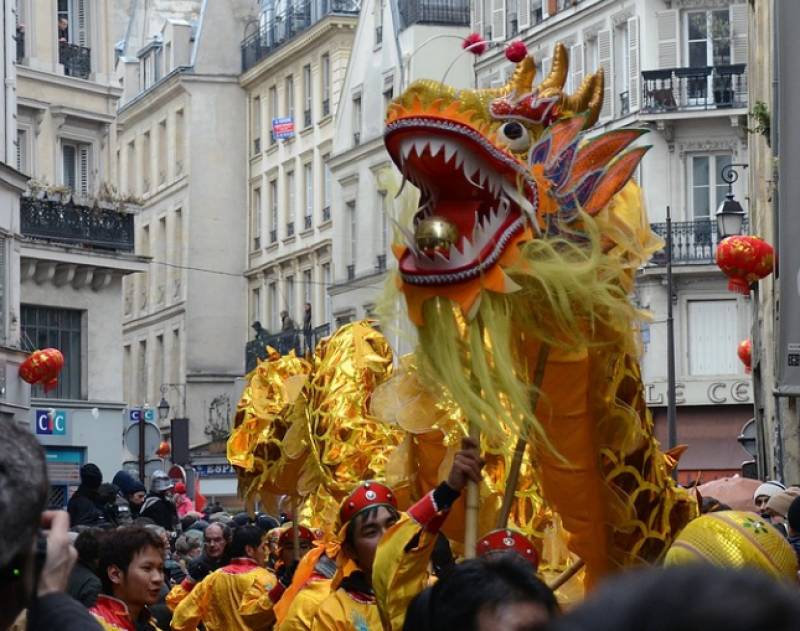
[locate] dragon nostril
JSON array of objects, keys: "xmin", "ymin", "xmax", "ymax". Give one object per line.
[{"xmin": 503, "ymin": 122, "xmax": 524, "ymax": 139}]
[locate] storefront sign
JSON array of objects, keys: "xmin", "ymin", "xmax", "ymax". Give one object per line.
[
  {"xmin": 646, "ymin": 379, "xmax": 752, "ymax": 406},
  {"xmin": 194, "ymin": 463, "xmax": 235, "ymax": 477},
  {"xmin": 36, "ymin": 409, "xmax": 67, "ymax": 435}
]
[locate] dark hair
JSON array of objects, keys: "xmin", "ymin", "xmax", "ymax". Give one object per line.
[
  {"xmin": 344, "ymin": 505, "xmax": 400, "ymax": 548},
  {"xmin": 97, "ymin": 526, "xmax": 164, "ymax": 594},
  {"xmin": 181, "ymin": 514, "xmax": 199, "ymax": 531},
  {"xmin": 405, "ymin": 555, "xmax": 558, "ymax": 631},
  {"xmin": 0, "ymin": 420, "xmax": 48, "ymax": 573},
  {"xmin": 551, "ymin": 565, "xmax": 800, "ymax": 631},
  {"xmin": 74, "ymin": 528, "xmax": 102, "ymax": 565},
  {"xmin": 229, "ymin": 525, "xmax": 264, "ymax": 558}
]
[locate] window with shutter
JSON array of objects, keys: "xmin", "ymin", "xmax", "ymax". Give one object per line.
[
  {"xmin": 78, "ymin": 144, "xmax": 89, "ymax": 195},
  {"xmin": 491, "ymin": 0, "xmax": 505, "ymax": 42},
  {"xmin": 473, "ymin": 0, "xmax": 483, "ymax": 41},
  {"xmin": 730, "ymin": 4, "xmax": 748, "ymax": 64},
  {"xmin": 75, "ymin": 0, "xmax": 88, "ymax": 47},
  {"xmin": 0, "ymin": 237, "xmax": 6, "ymax": 344},
  {"xmin": 62, "ymin": 143, "xmax": 76, "ymax": 190},
  {"xmin": 597, "ymin": 29, "xmax": 613, "ymax": 120},
  {"xmin": 687, "ymin": 299, "xmax": 739, "ymax": 376},
  {"xmin": 570, "ymin": 43, "xmax": 583, "ymax": 96},
  {"xmin": 627, "ymin": 16, "xmax": 640, "ymax": 113},
  {"xmin": 656, "ymin": 10, "xmax": 679, "ymax": 69}
]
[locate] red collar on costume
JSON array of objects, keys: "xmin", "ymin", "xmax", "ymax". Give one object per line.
[
  {"xmin": 90, "ymin": 594, "xmax": 139, "ymax": 631},
  {"xmin": 222, "ymin": 557, "xmax": 261, "ymax": 574},
  {"xmin": 341, "ymin": 571, "xmax": 376, "ymax": 604}
]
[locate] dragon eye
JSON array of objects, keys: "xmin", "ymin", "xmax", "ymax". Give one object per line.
[{"xmin": 498, "ymin": 122, "xmax": 531, "ymax": 152}]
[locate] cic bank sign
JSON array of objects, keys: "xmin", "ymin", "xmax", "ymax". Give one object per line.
[{"xmin": 645, "ymin": 379, "xmax": 752, "ymax": 406}]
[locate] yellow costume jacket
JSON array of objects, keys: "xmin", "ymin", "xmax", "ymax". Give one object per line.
[
  {"xmin": 277, "ymin": 575, "xmax": 333, "ymax": 631},
  {"xmin": 165, "ymin": 579, "xmax": 193, "ymax": 611},
  {"xmin": 171, "ymin": 558, "xmax": 277, "ymax": 631},
  {"xmin": 89, "ymin": 594, "xmax": 163, "ymax": 631},
  {"xmin": 310, "ymin": 580, "xmax": 383, "ymax": 631}
]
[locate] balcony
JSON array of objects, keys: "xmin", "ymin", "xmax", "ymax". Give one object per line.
[
  {"xmin": 242, "ymin": 0, "xmax": 360, "ymax": 72},
  {"xmin": 21, "ymin": 197, "xmax": 135, "ymax": 252},
  {"xmin": 15, "ymin": 28, "xmax": 24, "ymax": 63},
  {"xmin": 376, "ymin": 254, "xmax": 387, "ymax": 272},
  {"xmin": 619, "ymin": 90, "xmax": 630, "ymax": 116},
  {"xmin": 269, "ymin": 228, "xmax": 278, "ymax": 243},
  {"xmin": 245, "ymin": 322, "xmax": 332, "ymax": 371},
  {"xmin": 304, "ymin": 109, "xmax": 312, "ymax": 128},
  {"xmin": 286, "ymin": 221, "xmax": 295, "ymax": 237},
  {"xmin": 376, "ymin": 25, "xmax": 383, "ymax": 45},
  {"xmin": 322, "ymin": 206, "xmax": 331, "ymax": 222},
  {"xmin": 253, "ymin": 137, "xmax": 261, "ymax": 154},
  {"xmin": 346, "ymin": 264, "xmax": 355, "ymax": 280},
  {"xmin": 59, "ymin": 42, "xmax": 91, "ymax": 79},
  {"xmin": 322, "ymin": 98, "xmax": 330, "ymax": 117},
  {"xmin": 399, "ymin": 0, "xmax": 470, "ymax": 28},
  {"xmin": 304, "ymin": 214, "xmax": 313, "ymax": 230},
  {"xmin": 641, "ymin": 64, "xmax": 747, "ymax": 114},
  {"xmin": 649, "ymin": 218, "xmax": 748, "ymax": 266}
]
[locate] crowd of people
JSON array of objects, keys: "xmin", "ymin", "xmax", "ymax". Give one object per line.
[{"xmin": 3, "ymin": 419, "xmax": 800, "ymax": 631}]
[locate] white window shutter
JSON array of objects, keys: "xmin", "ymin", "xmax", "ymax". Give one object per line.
[
  {"xmin": 598, "ymin": 28, "xmax": 613, "ymax": 120},
  {"xmin": 627, "ymin": 16, "xmax": 640, "ymax": 112},
  {"xmin": 541, "ymin": 56, "xmax": 551, "ymax": 86},
  {"xmin": 656, "ymin": 10, "xmax": 678, "ymax": 69},
  {"xmin": 730, "ymin": 3, "xmax": 749, "ymax": 65},
  {"xmin": 473, "ymin": 0, "xmax": 483, "ymax": 39},
  {"xmin": 492, "ymin": 0, "xmax": 506, "ymax": 42},
  {"xmin": 79, "ymin": 145, "xmax": 90, "ymax": 195},
  {"xmin": 76, "ymin": 0, "xmax": 89, "ymax": 47},
  {"xmin": 570, "ymin": 43, "xmax": 583, "ymax": 96},
  {"xmin": 518, "ymin": 0, "xmax": 530, "ymax": 30}
]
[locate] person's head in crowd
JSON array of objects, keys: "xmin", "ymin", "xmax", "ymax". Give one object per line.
[
  {"xmin": 208, "ymin": 511, "xmax": 233, "ymax": 525},
  {"xmin": 477, "ymin": 529, "xmax": 540, "ymax": 570},
  {"xmin": 404, "ymin": 555, "xmax": 558, "ymax": 631},
  {"xmin": 113, "ymin": 470, "xmax": 146, "ymax": 509},
  {"xmin": 80, "ymin": 463, "xmax": 103, "ymax": 492},
  {"xmin": 764, "ymin": 487, "xmax": 800, "ymax": 525},
  {"xmin": 175, "ymin": 534, "xmax": 202, "ymax": 562},
  {"xmin": 0, "ymin": 421, "xmax": 50, "ymax": 629},
  {"xmin": 754, "ymin": 480, "xmax": 785, "ymax": 512},
  {"xmin": 341, "ymin": 481, "xmax": 400, "ymax": 581},
  {"xmin": 664, "ymin": 510, "xmax": 798, "ymax": 580},
  {"xmin": 550, "ymin": 565, "xmax": 800, "ymax": 631},
  {"xmin": 700, "ymin": 496, "xmax": 731, "ymax": 514},
  {"xmin": 255, "ymin": 513, "xmax": 279, "ymax": 534},
  {"xmin": 203, "ymin": 522, "xmax": 229, "ymax": 561},
  {"xmin": 229, "ymin": 525, "xmax": 268, "ymax": 565},
  {"xmin": 143, "ymin": 524, "xmax": 169, "ymax": 558},
  {"xmin": 205, "ymin": 501, "xmax": 224, "ymax": 516},
  {"xmin": 174, "ymin": 482, "xmax": 187, "ymax": 495},
  {"xmin": 787, "ymin": 496, "xmax": 800, "ymax": 538},
  {"xmin": 149, "ymin": 470, "xmax": 174, "ymax": 498},
  {"xmin": 181, "ymin": 513, "xmax": 199, "ymax": 532},
  {"xmin": 233, "ymin": 511, "xmax": 251, "ymax": 528},
  {"xmin": 188, "ymin": 518, "xmax": 209, "ymax": 533},
  {"xmin": 74, "ymin": 528, "xmax": 102, "ymax": 571},
  {"xmin": 97, "ymin": 526, "xmax": 164, "ymax": 620},
  {"xmin": 277, "ymin": 525, "xmax": 315, "ymax": 566}
]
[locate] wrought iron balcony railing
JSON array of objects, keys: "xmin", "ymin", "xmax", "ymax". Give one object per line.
[
  {"xmin": 399, "ymin": 0, "xmax": 470, "ymax": 28},
  {"xmin": 242, "ymin": 0, "xmax": 360, "ymax": 72},
  {"xmin": 269, "ymin": 228, "xmax": 278, "ymax": 243},
  {"xmin": 376, "ymin": 254, "xmax": 387, "ymax": 272},
  {"xmin": 649, "ymin": 218, "xmax": 748, "ymax": 266},
  {"xmin": 619, "ymin": 90, "xmax": 630, "ymax": 116},
  {"xmin": 641, "ymin": 64, "xmax": 747, "ymax": 113},
  {"xmin": 322, "ymin": 98, "xmax": 330, "ymax": 117},
  {"xmin": 304, "ymin": 109, "xmax": 312, "ymax": 128},
  {"xmin": 322, "ymin": 206, "xmax": 331, "ymax": 222},
  {"xmin": 286, "ymin": 221, "xmax": 295, "ymax": 237},
  {"xmin": 21, "ymin": 197, "xmax": 135, "ymax": 252},
  {"xmin": 304, "ymin": 214, "xmax": 312, "ymax": 230},
  {"xmin": 15, "ymin": 28, "xmax": 24, "ymax": 63},
  {"xmin": 59, "ymin": 42, "xmax": 91, "ymax": 79},
  {"xmin": 245, "ymin": 322, "xmax": 332, "ymax": 371},
  {"xmin": 346, "ymin": 264, "xmax": 355, "ymax": 280}
]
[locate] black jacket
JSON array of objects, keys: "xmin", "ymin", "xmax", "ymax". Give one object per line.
[
  {"xmin": 140, "ymin": 494, "xmax": 178, "ymax": 531},
  {"xmin": 66, "ymin": 486, "xmax": 104, "ymax": 527},
  {"xmin": 66, "ymin": 560, "xmax": 102, "ymax": 608},
  {"xmin": 27, "ymin": 592, "xmax": 103, "ymax": 630}
]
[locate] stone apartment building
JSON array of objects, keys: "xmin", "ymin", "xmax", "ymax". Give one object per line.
[
  {"xmin": 472, "ymin": 0, "xmax": 753, "ymax": 481},
  {"xmin": 13, "ymin": 0, "xmax": 147, "ymax": 501}
]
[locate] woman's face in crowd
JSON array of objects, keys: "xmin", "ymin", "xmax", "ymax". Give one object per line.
[{"xmin": 111, "ymin": 545, "xmax": 164, "ymax": 608}]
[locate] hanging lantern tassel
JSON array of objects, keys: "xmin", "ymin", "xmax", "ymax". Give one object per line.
[
  {"xmin": 19, "ymin": 348, "xmax": 65, "ymax": 391},
  {"xmin": 715, "ymin": 235, "xmax": 774, "ymax": 295},
  {"xmin": 738, "ymin": 339, "xmax": 752, "ymax": 374}
]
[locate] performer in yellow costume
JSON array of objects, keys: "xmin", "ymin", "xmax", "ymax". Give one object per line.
[{"xmin": 171, "ymin": 525, "xmax": 277, "ymax": 631}]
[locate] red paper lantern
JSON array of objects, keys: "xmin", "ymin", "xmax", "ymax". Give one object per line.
[
  {"xmin": 505, "ymin": 40, "xmax": 528, "ymax": 63},
  {"xmin": 462, "ymin": 33, "xmax": 488, "ymax": 56},
  {"xmin": 19, "ymin": 348, "xmax": 64, "ymax": 392},
  {"xmin": 715, "ymin": 235, "xmax": 774, "ymax": 294},
  {"xmin": 738, "ymin": 339, "xmax": 752, "ymax": 374},
  {"xmin": 156, "ymin": 440, "xmax": 171, "ymax": 458}
]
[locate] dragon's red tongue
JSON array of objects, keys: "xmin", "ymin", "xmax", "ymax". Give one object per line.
[{"xmin": 432, "ymin": 200, "xmax": 483, "ymax": 237}]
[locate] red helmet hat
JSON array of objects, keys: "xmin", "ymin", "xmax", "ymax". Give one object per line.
[
  {"xmin": 278, "ymin": 525, "xmax": 315, "ymax": 547},
  {"xmin": 339, "ymin": 481, "xmax": 398, "ymax": 525},
  {"xmin": 174, "ymin": 482, "xmax": 186, "ymax": 494},
  {"xmin": 477, "ymin": 529, "xmax": 540, "ymax": 569}
]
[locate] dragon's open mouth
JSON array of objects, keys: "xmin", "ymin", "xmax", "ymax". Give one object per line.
[{"xmin": 385, "ymin": 117, "xmax": 538, "ymax": 285}]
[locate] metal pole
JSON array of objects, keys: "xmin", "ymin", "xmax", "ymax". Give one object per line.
[
  {"xmin": 138, "ymin": 418, "xmax": 145, "ymax": 482},
  {"xmin": 666, "ymin": 206, "xmax": 678, "ymax": 468}
]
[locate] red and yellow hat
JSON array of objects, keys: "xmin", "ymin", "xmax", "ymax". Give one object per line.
[
  {"xmin": 278, "ymin": 525, "xmax": 315, "ymax": 547},
  {"xmin": 339, "ymin": 480, "xmax": 397, "ymax": 525},
  {"xmin": 478, "ymin": 529, "xmax": 540, "ymax": 569}
]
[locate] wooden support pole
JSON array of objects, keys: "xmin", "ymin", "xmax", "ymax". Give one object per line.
[{"xmin": 291, "ymin": 496, "xmax": 300, "ymax": 561}]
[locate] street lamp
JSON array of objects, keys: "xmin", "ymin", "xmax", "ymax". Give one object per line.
[
  {"xmin": 716, "ymin": 163, "xmax": 748, "ymax": 238},
  {"xmin": 157, "ymin": 396, "xmax": 170, "ymax": 422},
  {"xmin": 159, "ymin": 383, "xmax": 186, "ymax": 421}
]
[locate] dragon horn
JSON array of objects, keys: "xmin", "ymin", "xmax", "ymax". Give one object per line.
[
  {"xmin": 562, "ymin": 69, "xmax": 605, "ymax": 128},
  {"xmin": 510, "ymin": 56, "xmax": 537, "ymax": 94},
  {"xmin": 539, "ymin": 42, "xmax": 569, "ymax": 94}
]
